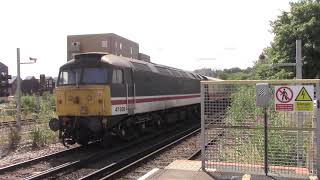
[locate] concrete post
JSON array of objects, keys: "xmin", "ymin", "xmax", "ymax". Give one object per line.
[{"xmin": 16, "ymin": 48, "xmax": 21, "ymax": 130}]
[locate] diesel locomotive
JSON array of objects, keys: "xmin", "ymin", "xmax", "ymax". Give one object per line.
[{"xmin": 49, "ymin": 53, "xmax": 205, "ymax": 146}]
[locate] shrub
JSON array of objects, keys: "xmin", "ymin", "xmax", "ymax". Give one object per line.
[
  {"xmin": 21, "ymin": 95, "xmax": 37, "ymax": 113},
  {"xmin": 29, "ymin": 125, "xmax": 56, "ymax": 147},
  {"xmin": 8, "ymin": 126, "xmax": 21, "ymax": 150},
  {"xmin": 223, "ymin": 86, "xmax": 300, "ymax": 166}
]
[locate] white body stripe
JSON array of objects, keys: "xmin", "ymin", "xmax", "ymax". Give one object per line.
[{"xmin": 111, "ymin": 93, "xmax": 200, "ymax": 115}]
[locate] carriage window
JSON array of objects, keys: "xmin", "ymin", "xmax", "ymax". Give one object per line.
[
  {"xmin": 112, "ymin": 69, "xmax": 123, "ymax": 84},
  {"xmin": 82, "ymin": 68, "xmax": 108, "ymax": 84}
]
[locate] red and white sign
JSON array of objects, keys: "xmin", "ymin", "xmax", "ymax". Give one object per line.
[
  {"xmin": 275, "ymin": 86, "xmax": 294, "ymax": 111},
  {"xmin": 275, "ymin": 85, "xmax": 314, "ymax": 112}
]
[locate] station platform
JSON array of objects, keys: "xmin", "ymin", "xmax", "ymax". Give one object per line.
[{"xmin": 138, "ymin": 160, "xmax": 318, "ymax": 180}]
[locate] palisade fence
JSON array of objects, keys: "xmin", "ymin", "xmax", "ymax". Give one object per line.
[{"xmin": 201, "ymin": 79, "xmax": 320, "ymax": 178}]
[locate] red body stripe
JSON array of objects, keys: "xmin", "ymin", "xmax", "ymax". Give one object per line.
[{"xmin": 111, "ymin": 95, "xmax": 200, "ymax": 105}]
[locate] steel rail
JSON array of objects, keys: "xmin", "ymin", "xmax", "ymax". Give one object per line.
[
  {"xmin": 187, "ymin": 130, "xmax": 225, "ymax": 160},
  {"xmin": 0, "ymin": 145, "xmax": 83, "ymax": 174},
  {"xmin": 79, "ymin": 125, "xmax": 200, "ymax": 180},
  {"xmin": 23, "ymin": 123, "xmax": 193, "ymax": 180},
  {"xmin": 0, "ymin": 118, "xmax": 36, "ymax": 128}
]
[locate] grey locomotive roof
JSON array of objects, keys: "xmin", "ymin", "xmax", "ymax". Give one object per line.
[{"xmin": 64, "ymin": 52, "xmax": 205, "ymax": 79}]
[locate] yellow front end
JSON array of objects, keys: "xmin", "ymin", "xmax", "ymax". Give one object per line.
[{"xmin": 55, "ymin": 85, "xmax": 112, "ymax": 116}]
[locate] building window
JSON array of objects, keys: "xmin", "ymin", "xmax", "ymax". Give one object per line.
[
  {"xmin": 130, "ymin": 47, "xmax": 133, "ymax": 54},
  {"xmin": 101, "ymin": 40, "xmax": 108, "ymax": 48},
  {"xmin": 112, "ymin": 69, "xmax": 123, "ymax": 84},
  {"xmin": 115, "ymin": 41, "xmax": 117, "ymax": 49},
  {"xmin": 119, "ymin": 43, "xmax": 122, "ymax": 50}
]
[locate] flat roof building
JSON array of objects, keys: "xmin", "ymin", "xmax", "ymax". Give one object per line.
[{"xmin": 67, "ymin": 33, "xmax": 141, "ymax": 61}]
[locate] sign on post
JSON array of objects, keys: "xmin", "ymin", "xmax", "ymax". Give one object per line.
[{"xmin": 275, "ymin": 85, "xmax": 314, "ymax": 112}]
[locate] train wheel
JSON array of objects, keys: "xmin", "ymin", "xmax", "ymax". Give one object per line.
[
  {"xmin": 153, "ymin": 114, "xmax": 163, "ymax": 128},
  {"xmin": 76, "ymin": 129, "xmax": 89, "ymax": 146},
  {"xmin": 139, "ymin": 123, "xmax": 146, "ymax": 133},
  {"xmin": 118, "ymin": 123, "xmax": 131, "ymax": 141},
  {"xmin": 119, "ymin": 124, "xmax": 127, "ymax": 137}
]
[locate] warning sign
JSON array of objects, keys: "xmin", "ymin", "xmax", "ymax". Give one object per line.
[
  {"xmin": 275, "ymin": 86, "xmax": 294, "ymax": 111},
  {"xmin": 294, "ymin": 86, "xmax": 314, "ymax": 111},
  {"xmin": 295, "ymin": 87, "xmax": 312, "ymax": 101},
  {"xmin": 276, "ymin": 87, "xmax": 293, "ymax": 103},
  {"xmin": 275, "ymin": 85, "xmax": 314, "ymax": 112}
]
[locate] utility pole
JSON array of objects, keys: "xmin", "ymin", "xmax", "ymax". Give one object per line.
[
  {"xmin": 296, "ymin": 40, "xmax": 303, "ymax": 167},
  {"xmin": 16, "ymin": 48, "xmax": 37, "ymax": 130},
  {"xmin": 296, "ymin": 40, "xmax": 302, "ymax": 79},
  {"xmin": 16, "ymin": 48, "xmax": 21, "ymax": 130},
  {"xmin": 271, "ymin": 40, "xmax": 303, "ymax": 166}
]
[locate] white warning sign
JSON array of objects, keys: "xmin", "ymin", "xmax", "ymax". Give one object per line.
[{"xmin": 275, "ymin": 85, "xmax": 314, "ymax": 112}]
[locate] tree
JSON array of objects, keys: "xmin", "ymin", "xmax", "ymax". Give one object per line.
[{"xmin": 264, "ymin": 0, "xmax": 320, "ymax": 79}]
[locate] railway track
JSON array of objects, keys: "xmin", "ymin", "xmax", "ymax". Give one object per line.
[
  {"xmin": 0, "ymin": 144, "xmax": 98, "ymax": 179},
  {"xmin": 14, "ymin": 122, "xmax": 198, "ymax": 180},
  {"xmin": 116, "ymin": 127, "xmax": 225, "ymax": 179},
  {"xmin": 0, "ymin": 118, "xmax": 37, "ymax": 129},
  {"xmin": 80, "ymin": 126, "xmax": 200, "ymax": 180},
  {"xmin": 187, "ymin": 129, "xmax": 225, "ymax": 161}
]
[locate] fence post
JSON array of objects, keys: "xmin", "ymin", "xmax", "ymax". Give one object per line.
[
  {"xmin": 201, "ymin": 83, "xmax": 206, "ymax": 171},
  {"xmin": 316, "ymin": 81, "xmax": 320, "ymax": 177},
  {"xmin": 264, "ymin": 107, "xmax": 268, "ymax": 175}
]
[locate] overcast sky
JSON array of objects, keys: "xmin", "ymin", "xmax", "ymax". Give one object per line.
[{"xmin": 0, "ymin": 0, "xmax": 293, "ymax": 78}]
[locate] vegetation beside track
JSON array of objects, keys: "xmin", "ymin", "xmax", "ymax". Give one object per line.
[
  {"xmin": 220, "ymin": 86, "xmax": 307, "ymax": 166},
  {"xmin": 0, "ymin": 93, "xmax": 57, "ymax": 152}
]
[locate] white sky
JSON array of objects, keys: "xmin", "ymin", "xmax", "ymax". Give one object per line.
[{"xmin": 0, "ymin": 0, "xmax": 293, "ymax": 78}]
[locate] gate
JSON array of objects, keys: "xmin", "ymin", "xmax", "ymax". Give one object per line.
[{"xmin": 201, "ymin": 79, "xmax": 320, "ymax": 178}]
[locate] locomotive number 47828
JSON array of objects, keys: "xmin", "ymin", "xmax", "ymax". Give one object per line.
[{"xmin": 115, "ymin": 106, "xmax": 126, "ymax": 112}]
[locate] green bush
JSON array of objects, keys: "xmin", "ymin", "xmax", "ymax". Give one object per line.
[
  {"xmin": 21, "ymin": 95, "xmax": 37, "ymax": 112},
  {"xmin": 8, "ymin": 126, "xmax": 21, "ymax": 150},
  {"xmin": 29, "ymin": 125, "xmax": 56, "ymax": 147},
  {"xmin": 223, "ymin": 86, "xmax": 301, "ymax": 166},
  {"xmin": 226, "ymin": 86, "xmax": 263, "ymax": 124},
  {"xmin": 38, "ymin": 93, "xmax": 56, "ymax": 122}
]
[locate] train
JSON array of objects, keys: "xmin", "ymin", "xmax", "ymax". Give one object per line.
[{"xmin": 49, "ymin": 52, "xmax": 206, "ymax": 146}]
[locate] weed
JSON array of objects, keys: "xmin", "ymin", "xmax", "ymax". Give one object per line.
[
  {"xmin": 8, "ymin": 126, "xmax": 21, "ymax": 150},
  {"xmin": 29, "ymin": 125, "xmax": 56, "ymax": 147}
]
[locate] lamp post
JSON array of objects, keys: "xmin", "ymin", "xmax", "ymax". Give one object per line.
[{"xmin": 16, "ymin": 48, "xmax": 37, "ymax": 130}]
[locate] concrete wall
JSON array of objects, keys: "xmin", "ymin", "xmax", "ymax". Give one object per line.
[
  {"xmin": 67, "ymin": 33, "xmax": 139, "ymax": 61},
  {"xmin": 138, "ymin": 53, "xmax": 151, "ymax": 62}
]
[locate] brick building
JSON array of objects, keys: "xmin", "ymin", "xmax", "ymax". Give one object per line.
[{"xmin": 67, "ymin": 33, "xmax": 150, "ymax": 62}]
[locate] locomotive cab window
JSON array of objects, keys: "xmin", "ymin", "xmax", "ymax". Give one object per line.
[
  {"xmin": 112, "ymin": 69, "xmax": 123, "ymax": 84},
  {"xmin": 58, "ymin": 68, "xmax": 81, "ymax": 85},
  {"xmin": 58, "ymin": 67, "xmax": 108, "ymax": 85},
  {"xmin": 82, "ymin": 67, "xmax": 108, "ymax": 84}
]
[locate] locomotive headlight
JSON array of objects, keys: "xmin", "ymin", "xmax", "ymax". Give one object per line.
[
  {"xmin": 80, "ymin": 106, "xmax": 88, "ymax": 114},
  {"xmin": 87, "ymin": 95, "xmax": 93, "ymax": 102},
  {"xmin": 97, "ymin": 91, "xmax": 103, "ymax": 97}
]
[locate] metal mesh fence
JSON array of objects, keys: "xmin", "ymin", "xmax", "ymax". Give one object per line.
[{"xmin": 201, "ymin": 80, "xmax": 320, "ymax": 178}]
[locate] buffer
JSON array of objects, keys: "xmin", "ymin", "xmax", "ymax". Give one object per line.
[{"xmin": 295, "ymin": 87, "xmax": 312, "ymax": 101}]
